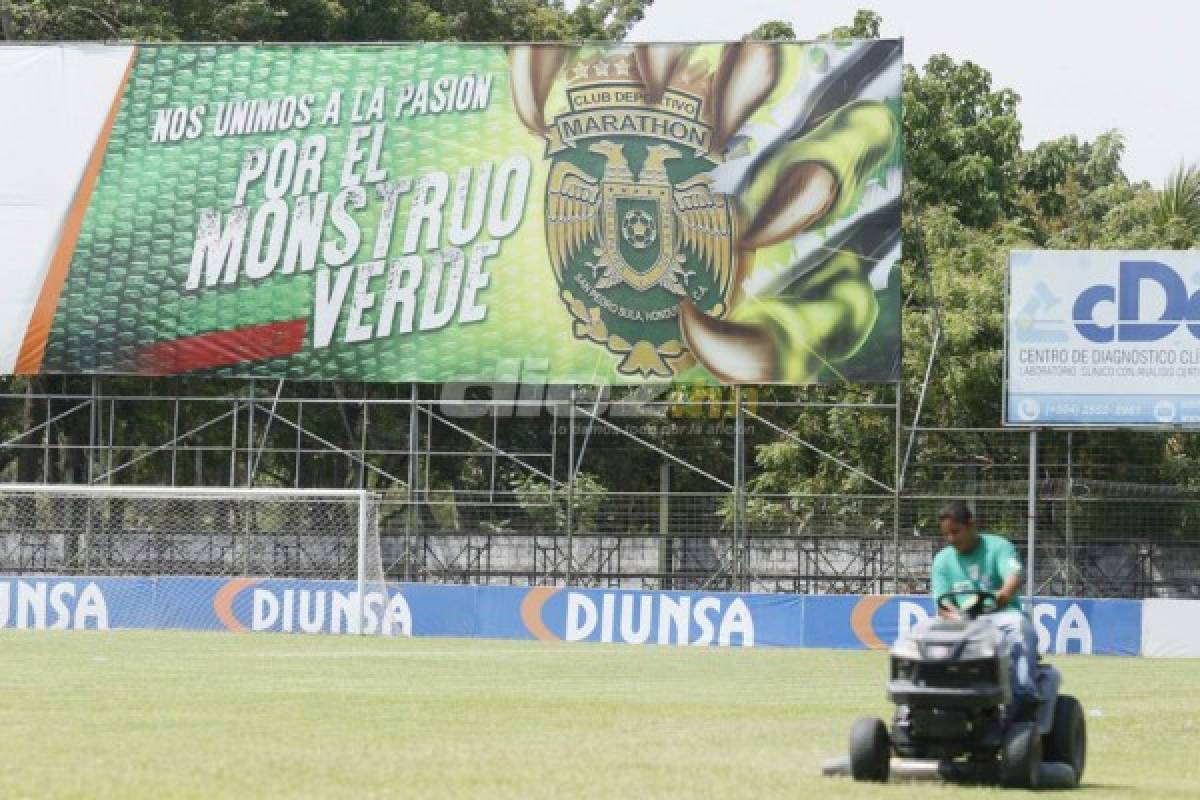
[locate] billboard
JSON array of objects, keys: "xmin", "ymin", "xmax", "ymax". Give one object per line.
[
  {"xmin": 0, "ymin": 42, "xmax": 902, "ymax": 385},
  {"xmin": 1007, "ymin": 250, "xmax": 1200, "ymax": 426}
]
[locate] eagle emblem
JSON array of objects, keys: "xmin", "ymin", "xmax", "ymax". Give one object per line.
[
  {"xmin": 548, "ymin": 142, "xmax": 734, "ymax": 298},
  {"xmin": 545, "ymin": 140, "xmax": 738, "ymax": 376}
]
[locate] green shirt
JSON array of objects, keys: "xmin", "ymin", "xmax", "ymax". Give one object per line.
[{"xmin": 931, "ymin": 532, "xmax": 1025, "ymax": 614}]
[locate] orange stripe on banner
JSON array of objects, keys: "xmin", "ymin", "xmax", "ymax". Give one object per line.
[
  {"xmin": 520, "ymin": 587, "xmax": 561, "ymax": 641},
  {"xmin": 15, "ymin": 46, "xmax": 138, "ymax": 374},
  {"xmin": 850, "ymin": 594, "xmax": 890, "ymax": 650},
  {"xmin": 213, "ymin": 578, "xmax": 260, "ymax": 633}
]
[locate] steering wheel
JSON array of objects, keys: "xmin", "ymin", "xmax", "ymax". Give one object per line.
[{"xmin": 936, "ymin": 589, "xmax": 998, "ymax": 620}]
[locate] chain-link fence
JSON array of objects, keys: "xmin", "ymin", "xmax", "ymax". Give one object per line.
[
  {"xmin": 388, "ymin": 492, "xmax": 904, "ymax": 593},
  {"xmin": 374, "ymin": 428, "xmax": 1200, "ymax": 598},
  {"xmin": 899, "ymin": 429, "xmax": 1200, "ymax": 598},
  {"xmin": 3, "ymin": 480, "xmax": 1197, "ymax": 598}
]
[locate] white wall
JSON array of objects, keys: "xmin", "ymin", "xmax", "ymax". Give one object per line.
[{"xmin": 1142, "ymin": 599, "xmax": 1200, "ymax": 658}]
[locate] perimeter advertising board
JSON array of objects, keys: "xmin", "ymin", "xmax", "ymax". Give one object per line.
[
  {"xmin": 0, "ymin": 41, "xmax": 903, "ymax": 385},
  {"xmin": 0, "ymin": 577, "xmax": 1145, "ymax": 656},
  {"xmin": 1007, "ymin": 250, "xmax": 1200, "ymax": 425}
]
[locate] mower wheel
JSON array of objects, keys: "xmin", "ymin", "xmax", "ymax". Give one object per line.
[
  {"xmin": 1045, "ymin": 694, "xmax": 1086, "ymax": 783},
  {"xmin": 848, "ymin": 717, "xmax": 890, "ymax": 782},
  {"xmin": 1000, "ymin": 721, "xmax": 1042, "ymax": 788}
]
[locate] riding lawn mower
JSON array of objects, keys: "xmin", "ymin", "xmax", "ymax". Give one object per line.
[{"xmin": 822, "ymin": 590, "xmax": 1087, "ymax": 789}]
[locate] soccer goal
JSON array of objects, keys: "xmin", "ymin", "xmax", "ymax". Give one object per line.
[{"xmin": 0, "ymin": 484, "xmax": 392, "ymax": 634}]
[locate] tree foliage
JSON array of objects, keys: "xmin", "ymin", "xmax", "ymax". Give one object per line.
[
  {"xmin": 904, "ymin": 56, "xmax": 1022, "ymax": 228},
  {"xmin": 1152, "ymin": 163, "xmax": 1200, "ymax": 235},
  {"xmin": 747, "ymin": 9, "xmax": 880, "ymax": 42},
  {"xmin": 745, "ymin": 19, "xmax": 794, "ymax": 41},
  {"xmin": 7, "ymin": 0, "xmax": 652, "ymax": 42},
  {"xmin": 825, "ymin": 9, "xmax": 880, "ymax": 40}
]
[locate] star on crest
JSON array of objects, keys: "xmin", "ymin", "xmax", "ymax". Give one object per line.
[
  {"xmin": 570, "ymin": 62, "xmax": 592, "ymax": 81},
  {"xmin": 592, "ymin": 60, "xmax": 611, "ymax": 78},
  {"xmin": 612, "ymin": 58, "xmax": 631, "ymax": 77}
]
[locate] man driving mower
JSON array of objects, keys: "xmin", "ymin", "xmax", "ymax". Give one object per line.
[
  {"xmin": 933, "ymin": 501, "xmax": 1042, "ymax": 721},
  {"xmin": 824, "ymin": 499, "xmax": 1087, "ymax": 786}
]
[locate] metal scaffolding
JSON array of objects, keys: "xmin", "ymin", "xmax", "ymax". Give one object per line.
[{"xmin": 2, "ymin": 377, "xmax": 1198, "ymax": 598}]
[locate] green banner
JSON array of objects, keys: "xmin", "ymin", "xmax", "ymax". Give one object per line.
[{"xmin": 35, "ymin": 41, "xmax": 903, "ymax": 385}]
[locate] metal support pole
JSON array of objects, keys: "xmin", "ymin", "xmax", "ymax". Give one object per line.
[
  {"xmin": 43, "ymin": 393, "xmax": 51, "ymax": 483},
  {"xmin": 894, "ymin": 380, "xmax": 903, "ymax": 594},
  {"xmin": 88, "ymin": 377, "xmax": 98, "ymax": 486},
  {"xmin": 549, "ymin": 401, "xmax": 558, "ymax": 510},
  {"xmin": 659, "ymin": 462, "xmax": 670, "ymax": 590},
  {"xmin": 405, "ymin": 383, "xmax": 418, "ymax": 582},
  {"xmin": 107, "ymin": 396, "xmax": 115, "ymax": 485},
  {"xmin": 1027, "ymin": 429, "xmax": 1038, "ymax": 609},
  {"xmin": 294, "ymin": 401, "xmax": 303, "ymax": 488},
  {"xmin": 424, "ymin": 400, "xmax": 433, "ymax": 497},
  {"xmin": 170, "ymin": 396, "xmax": 180, "ymax": 487},
  {"xmin": 489, "ymin": 404, "xmax": 499, "ymax": 503},
  {"xmin": 734, "ymin": 385, "xmax": 745, "ymax": 592},
  {"xmin": 1064, "ymin": 431, "xmax": 1073, "ymax": 596},
  {"xmin": 566, "ymin": 386, "xmax": 576, "ymax": 586},
  {"xmin": 246, "ymin": 380, "xmax": 255, "ymax": 487},
  {"xmin": 85, "ymin": 377, "xmax": 97, "ymax": 570},
  {"xmin": 249, "ymin": 379, "xmax": 285, "ymax": 488},
  {"xmin": 356, "ymin": 490, "xmax": 368, "ymax": 634},
  {"xmin": 359, "ymin": 389, "xmax": 368, "ymax": 489},
  {"xmin": 229, "ymin": 396, "xmax": 239, "ymax": 487}
]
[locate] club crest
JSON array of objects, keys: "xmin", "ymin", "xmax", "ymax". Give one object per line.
[{"xmin": 539, "ymin": 56, "xmax": 741, "ymax": 377}]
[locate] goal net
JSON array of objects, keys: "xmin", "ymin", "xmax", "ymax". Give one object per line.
[{"xmin": 0, "ymin": 485, "xmax": 396, "ymax": 635}]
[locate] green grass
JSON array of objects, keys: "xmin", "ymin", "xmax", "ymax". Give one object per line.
[{"xmin": 1, "ymin": 630, "xmax": 1197, "ymax": 799}]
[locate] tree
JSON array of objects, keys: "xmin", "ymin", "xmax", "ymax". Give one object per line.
[
  {"xmin": 8, "ymin": 0, "xmax": 653, "ymax": 42},
  {"xmin": 9, "ymin": 1, "xmax": 165, "ymax": 39},
  {"xmin": 1152, "ymin": 163, "xmax": 1200, "ymax": 244},
  {"xmin": 904, "ymin": 56, "xmax": 1022, "ymax": 228},
  {"xmin": 1011, "ymin": 130, "xmax": 1133, "ymax": 246},
  {"xmin": 747, "ymin": 9, "xmax": 879, "ymax": 42},
  {"xmin": 826, "ymin": 9, "xmax": 881, "ymax": 39},
  {"xmin": 1, "ymin": 0, "xmax": 17, "ymax": 39},
  {"xmin": 745, "ymin": 20, "xmax": 794, "ymax": 41}
]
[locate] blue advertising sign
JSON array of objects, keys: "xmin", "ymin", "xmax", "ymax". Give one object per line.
[
  {"xmin": 816, "ymin": 594, "xmax": 1142, "ymax": 657},
  {"xmin": 1006, "ymin": 250, "xmax": 1200, "ymax": 426},
  {"xmin": 0, "ymin": 577, "xmax": 1143, "ymax": 656}
]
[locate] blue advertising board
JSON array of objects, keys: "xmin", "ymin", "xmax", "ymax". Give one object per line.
[
  {"xmin": 0, "ymin": 577, "xmax": 1143, "ymax": 656},
  {"xmin": 1006, "ymin": 250, "xmax": 1200, "ymax": 426}
]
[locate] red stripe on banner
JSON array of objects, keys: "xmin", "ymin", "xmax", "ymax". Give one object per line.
[{"xmin": 137, "ymin": 319, "xmax": 307, "ymax": 375}]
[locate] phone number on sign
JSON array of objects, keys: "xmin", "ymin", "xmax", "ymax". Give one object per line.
[{"xmin": 1043, "ymin": 403, "xmax": 1142, "ymax": 418}]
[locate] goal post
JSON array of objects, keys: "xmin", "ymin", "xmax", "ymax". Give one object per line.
[{"xmin": 0, "ymin": 484, "xmax": 393, "ymax": 635}]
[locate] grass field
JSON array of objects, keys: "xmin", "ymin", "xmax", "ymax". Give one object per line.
[{"xmin": 1, "ymin": 630, "xmax": 1197, "ymax": 799}]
